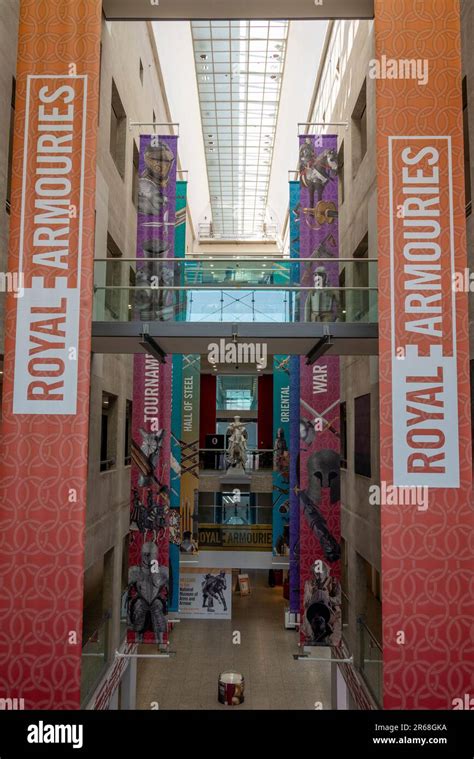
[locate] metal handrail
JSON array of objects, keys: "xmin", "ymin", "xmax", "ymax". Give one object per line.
[
  {"xmin": 82, "ymin": 610, "xmax": 112, "ymax": 649},
  {"xmin": 94, "ymin": 257, "xmax": 378, "ymax": 263},
  {"xmin": 357, "ymin": 615, "xmax": 383, "ymax": 652},
  {"xmin": 94, "ymin": 285, "xmax": 378, "ymax": 291},
  {"xmin": 200, "ymin": 447, "xmax": 273, "ymax": 453}
]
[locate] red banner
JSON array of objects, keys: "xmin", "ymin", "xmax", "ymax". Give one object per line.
[
  {"xmin": 375, "ymin": 0, "xmax": 473, "ymax": 709},
  {"xmin": 0, "ymin": 0, "xmax": 101, "ymax": 709}
]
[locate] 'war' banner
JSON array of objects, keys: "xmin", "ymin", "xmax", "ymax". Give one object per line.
[
  {"xmin": 298, "ymin": 135, "xmax": 341, "ymax": 647},
  {"xmin": 127, "ymin": 135, "xmax": 178, "ymax": 645}
]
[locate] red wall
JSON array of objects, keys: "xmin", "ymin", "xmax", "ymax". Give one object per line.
[
  {"xmin": 200, "ymin": 374, "xmax": 217, "ymax": 447},
  {"xmin": 258, "ymin": 374, "xmax": 273, "ymax": 450}
]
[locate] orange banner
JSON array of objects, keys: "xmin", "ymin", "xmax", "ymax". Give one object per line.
[
  {"xmin": 0, "ymin": 0, "xmax": 101, "ymax": 709},
  {"xmin": 375, "ymin": 0, "xmax": 473, "ymax": 709}
]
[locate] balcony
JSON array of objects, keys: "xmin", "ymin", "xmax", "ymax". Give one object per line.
[{"xmin": 92, "ymin": 257, "xmax": 378, "ymax": 358}]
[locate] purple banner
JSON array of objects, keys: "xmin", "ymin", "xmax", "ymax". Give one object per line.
[{"xmin": 127, "ymin": 135, "xmax": 178, "ymax": 645}]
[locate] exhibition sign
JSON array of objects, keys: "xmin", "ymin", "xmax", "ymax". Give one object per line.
[
  {"xmin": 127, "ymin": 135, "xmax": 178, "ymax": 646},
  {"xmin": 198, "ymin": 524, "xmax": 272, "ymax": 551},
  {"xmin": 375, "ymin": 0, "xmax": 473, "ymax": 708},
  {"xmin": 179, "ymin": 568, "xmax": 231, "ymax": 620},
  {"xmin": 0, "ymin": 0, "xmax": 102, "ymax": 709},
  {"xmin": 298, "ymin": 134, "xmax": 342, "ymax": 648}
]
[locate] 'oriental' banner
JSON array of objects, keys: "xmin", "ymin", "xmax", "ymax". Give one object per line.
[
  {"xmin": 127, "ymin": 135, "xmax": 178, "ymax": 645},
  {"xmin": 289, "ymin": 180, "xmax": 301, "ymax": 614},
  {"xmin": 0, "ymin": 0, "xmax": 101, "ymax": 709},
  {"xmin": 375, "ymin": 0, "xmax": 473, "ymax": 708},
  {"xmin": 298, "ymin": 134, "xmax": 341, "ymax": 647}
]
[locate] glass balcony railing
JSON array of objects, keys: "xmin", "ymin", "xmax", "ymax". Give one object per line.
[
  {"xmin": 358, "ymin": 615, "xmax": 383, "ymax": 707},
  {"xmin": 80, "ymin": 611, "xmax": 111, "ymax": 707},
  {"xmin": 93, "ymin": 257, "xmax": 378, "ymax": 324},
  {"xmin": 199, "ymin": 447, "xmax": 274, "ymax": 471}
]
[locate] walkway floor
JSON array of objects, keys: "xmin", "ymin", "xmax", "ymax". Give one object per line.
[{"xmin": 136, "ymin": 570, "xmax": 332, "ymax": 710}]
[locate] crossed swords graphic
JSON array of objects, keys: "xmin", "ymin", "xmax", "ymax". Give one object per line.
[{"xmin": 300, "ymin": 397, "xmax": 340, "ymax": 439}]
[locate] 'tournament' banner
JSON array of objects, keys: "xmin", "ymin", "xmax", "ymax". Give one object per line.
[
  {"xmin": 0, "ymin": 0, "xmax": 101, "ymax": 709},
  {"xmin": 375, "ymin": 0, "xmax": 473, "ymax": 708},
  {"xmin": 127, "ymin": 135, "xmax": 178, "ymax": 645},
  {"xmin": 298, "ymin": 135, "xmax": 341, "ymax": 647}
]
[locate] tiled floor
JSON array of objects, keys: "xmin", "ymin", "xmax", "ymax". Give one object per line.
[{"xmin": 136, "ymin": 570, "xmax": 332, "ymax": 710}]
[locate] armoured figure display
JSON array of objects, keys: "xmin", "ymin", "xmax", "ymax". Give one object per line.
[
  {"xmin": 304, "ymin": 267, "xmax": 341, "ymax": 323},
  {"xmin": 226, "ymin": 416, "xmax": 249, "ymax": 472}
]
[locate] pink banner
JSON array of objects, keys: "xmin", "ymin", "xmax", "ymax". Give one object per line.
[
  {"xmin": 127, "ymin": 136, "xmax": 177, "ymax": 645},
  {"xmin": 298, "ymin": 134, "xmax": 341, "ymax": 647}
]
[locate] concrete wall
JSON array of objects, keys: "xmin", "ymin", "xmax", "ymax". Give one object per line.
[
  {"xmin": 0, "ymin": 0, "xmax": 19, "ymax": 357},
  {"xmin": 306, "ymin": 20, "xmax": 382, "ymax": 669},
  {"xmin": 84, "ymin": 18, "xmax": 194, "ymax": 674},
  {"xmin": 309, "ymin": 2, "xmax": 474, "ymax": 691}
]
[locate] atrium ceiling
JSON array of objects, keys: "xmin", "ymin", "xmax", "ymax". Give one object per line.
[{"xmin": 191, "ymin": 20, "xmax": 289, "ymax": 240}]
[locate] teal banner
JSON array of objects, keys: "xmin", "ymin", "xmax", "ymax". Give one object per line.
[
  {"xmin": 170, "ymin": 180, "xmax": 188, "ymax": 611},
  {"xmin": 272, "ymin": 355, "xmax": 290, "ymax": 556}
]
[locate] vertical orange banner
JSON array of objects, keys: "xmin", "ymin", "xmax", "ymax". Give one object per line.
[
  {"xmin": 0, "ymin": 0, "xmax": 101, "ymax": 708},
  {"xmin": 375, "ymin": 0, "xmax": 473, "ymax": 708}
]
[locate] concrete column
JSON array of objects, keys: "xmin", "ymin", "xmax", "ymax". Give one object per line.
[{"xmin": 120, "ymin": 659, "xmax": 137, "ymax": 710}]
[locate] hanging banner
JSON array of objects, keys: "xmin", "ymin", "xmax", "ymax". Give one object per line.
[
  {"xmin": 169, "ymin": 180, "xmax": 188, "ymax": 611},
  {"xmin": 179, "ymin": 354, "xmax": 200, "ymax": 554},
  {"xmin": 375, "ymin": 0, "xmax": 473, "ymax": 708},
  {"xmin": 0, "ymin": 0, "xmax": 101, "ymax": 709},
  {"xmin": 127, "ymin": 135, "xmax": 178, "ymax": 645},
  {"xmin": 298, "ymin": 135, "xmax": 341, "ymax": 647},
  {"xmin": 289, "ymin": 181, "xmax": 301, "ymax": 613},
  {"xmin": 272, "ymin": 356, "xmax": 290, "ymax": 555}
]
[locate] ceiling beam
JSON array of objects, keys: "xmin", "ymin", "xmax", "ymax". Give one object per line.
[{"xmin": 103, "ymin": 0, "xmax": 374, "ymax": 21}]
